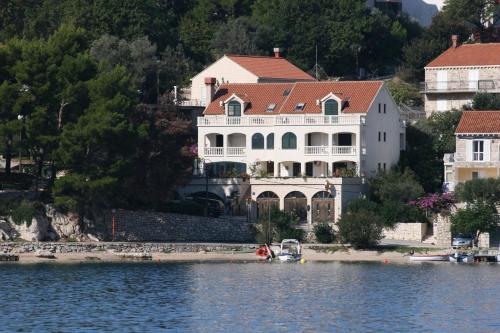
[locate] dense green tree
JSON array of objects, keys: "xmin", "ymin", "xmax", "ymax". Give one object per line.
[
  {"xmin": 337, "ymin": 199, "xmax": 385, "ymax": 248},
  {"xmin": 454, "ymin": 178, "xmax": 500, "ymax": 206},
  {"xmin": 371, "ymin": 168, "xmax": 424, "ymax": 204},
  {"xmin": 451, "ymin": 201, "xmax": 498, "ymax": 245},
  {"xmin": 210, "ymin": 17, "xmax": 262, "ymax": 59},
  {"xmin": 472, "ymin": 93, "xmax": 500, "ymax": 110},
  {"xmin": 400, "ymin": 111, "xmax": 462, "ymax": 192},
  {"xmin": 54, "ymin": 66, "xmax": 138, "ymax": 214},
  {"xmin": 387, "ymin": 78, "xmax": 423, "ymax": 106}
]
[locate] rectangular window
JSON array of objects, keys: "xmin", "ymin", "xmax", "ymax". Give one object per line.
[
  {"xmin": 215, "ymin": 135, "xmax": 224, "ymax": 147},
  {"xmin": 378, "ymin": 103, "xmax": 381, "ymax": 113},
  {"xmin": 378, "ymin": 132, "xmax": 381, "ymax": 142},
  {"xmin": 472, "ymin": 172, "xmax": 479, "ymax": 180},
  {"xmin": 383, "ymin": 132, "xmax": 387, "ymax": 142},
  {"xmin": 473, "ymin": 140, "xmax": 484, "ymax": 161},
  {"xmin": 436, "ymin": 99, "xmax": 447, "ymax": 112},
  {"xmin": 383, "ymin": 104, "xmax": 386, "ymax": 114},
  {"xmin": 378, "ymin": 163, "xmax": 381, "ymax": 172},
  {"xmin": 383, "ymin": 163, "xmax": 386, "ymax": 171}
]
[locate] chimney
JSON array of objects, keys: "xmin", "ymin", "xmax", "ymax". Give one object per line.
[
  {"xmin": 451, "ymin": 35, "xmax": 459, "ymax": 48},
  {"xmin": 204, "ymin": 77, "xmax": 216, "ymax": 104},
  {"xmin": 273, "ymin": 47, "xmax": 282, "ymax": 58}
]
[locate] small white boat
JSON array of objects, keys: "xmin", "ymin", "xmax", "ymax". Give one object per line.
[
  {"xmin": 449, "ymin": 252, "xmax": 475, "ymax": 263},
  {"xmin": 277, "ymin": 239, "xmax": 301, "ymax": 262},
  {"xmin": 409, "ymin": 254, "xmax": 448, "ymax": 262}
]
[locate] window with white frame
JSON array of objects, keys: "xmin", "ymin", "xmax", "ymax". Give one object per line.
[
  {"xmin": 473, "ymin": 140, "xmax": 484, "ymax": 161},
  {"xmin": 324, "ymin": 99, "xmax": 338, "ymax": 115},
  {"xmin": 227, "ymin": 100, "xmax": 241, "ymax": 117}
]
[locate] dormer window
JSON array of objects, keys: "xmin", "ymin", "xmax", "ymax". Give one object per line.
[
  {"xmin": 227, "ymin": 100, "xmax": 241, "ymax": 117},
  {"xmin": 324, "ymin": 99, "xmax": 338, "ymax": 116},
  {"xmin": 266, "ymin": 103, "xmax": 276, "ymax": 112},
  {"xmin": 295, "ymin": 103, "xmax": 305, "ymax": 111}
]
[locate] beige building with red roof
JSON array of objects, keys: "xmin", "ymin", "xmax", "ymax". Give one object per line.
[
  {"xmin": 180, "ymin": 80, "xmax": 405, "ymax": 223},
  {"xmin": 422, "ymin": 37, "xmax": 500, "ymax": 115},
  {"xmin": 444, "ymin": 111, "xmax": 500, "ymax": 192},
  {"xmin": 182, "ymin": 49, "xmax": 315, "ymax": 107}
]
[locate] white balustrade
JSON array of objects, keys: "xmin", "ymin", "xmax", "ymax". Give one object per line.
[
  {"xmin": 198, "ymin": 115, "xmax": 362, "ymax": 126},
  {"xmin": 204, "ymin": 147, "xmax": 224, "ymax": 156},
  {"xmin": 304, "ymin": 146, "xmax": 330, "ymax": 155},
  {"xmin": 226, "ymin": 147, "xmax": 246, "ymax": 156},
  {"xmin": 332, "ymin": 146, "xmax": 356, "ymax": 155}
]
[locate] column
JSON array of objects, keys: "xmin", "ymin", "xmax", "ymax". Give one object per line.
[
  {"xmin": 301, "ymin": 162, "xmax": 306, "ymax": 176},
  {"xmin": 274, "ymin": 162, "xmax": 279, "ymax": 177},
  {"xmin": 307, "ymin": 195, "xmax": 312, "ymax": 225}
]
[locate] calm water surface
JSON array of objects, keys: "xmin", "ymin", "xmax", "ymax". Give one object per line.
[{"xmin": 0, "ymin": 261, "xmax": 499, "ymax": 332}]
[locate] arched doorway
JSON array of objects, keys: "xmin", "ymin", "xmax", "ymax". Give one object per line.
[
  {"xmin": 256, "ymin": 191, "xmax": 279, "ymax": 219},
  {"xmin": 311, "ymin": 191, "xmax": 335, "ymax": 223},
  {"xmin": 284, "ymin": 191, "xmax": 307, "ymax": 222}
]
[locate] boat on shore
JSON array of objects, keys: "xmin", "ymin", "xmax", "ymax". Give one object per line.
[
  {"xmin": 449, "ymin": 252, "xmax": 474, "ymax": 263},
  {"xmin": 409, "ymin": 254, "xmax": 448, "ymax": 262},
  {"xmin": 276, "ymin": 239, "xmax": 302, "ymax": 262}
]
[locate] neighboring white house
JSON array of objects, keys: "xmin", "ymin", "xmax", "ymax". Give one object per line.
[
  {"xmin": 180, "ymin": 80, "xmax": 405, "ymax": 224},
  {"xmin": 422, "ymin": 37, "xmax": 500, "ymax": 116},
  {"xmin": 367, "ymin": 0, "xmax": 445, "ymax": 26},
  {"xmin": 444, "ymin": 111, "xmax": 500, "ymax": 192},
  {"xmin": 182, "ymin": 49, "xmax": 315, "ymax": 107}
]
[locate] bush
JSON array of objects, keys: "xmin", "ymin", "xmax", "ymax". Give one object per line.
[
  {"xmin": 54, "ymin": 196, "xmax": 78, "ymax": 214},
  {"xmin": 10, "ymin": 200, "xmax": 38, "ymax": 226},
  {"xmin": 337, "ymin": 210, "xmax": 384, "ymax": 248},
  {"xmin": 313, "ymin": 222, "xmax": 335, "ymax": 243},
  {"xmin": 255, "ymin": 208, "xmax": 304, "ymax": 243}
]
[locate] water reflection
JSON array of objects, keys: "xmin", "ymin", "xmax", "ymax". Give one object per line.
[{"xmin": 0, "ymin": 262, "xmax": 499, "ymax": 332}]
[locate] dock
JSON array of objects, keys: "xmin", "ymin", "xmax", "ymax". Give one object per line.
[{"xmin": 0, "ymin": 253, "xmax": 19, "ymax": 262}]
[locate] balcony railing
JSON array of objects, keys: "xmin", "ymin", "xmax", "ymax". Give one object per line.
[
  {"xmin": 294, "ymin": 145, "xmax": 357, "ymax": 156},
  {"xmin": 180, "ymin": 99, "xmax": 206, "ymax": 107},
  {"xmin": 204, "ymin": 147, "xmax": 224, "ymax": 156},
  {"xmin": 420, "ymin": 80, "xmax": 500, "ymax": 93},
  {"xmin": 226, "ymin": 147, "xmax": 246, "ymax": 156},
  {"xmin": 197, "ymin": 115, "xmax": 364, "ymax": 127}
]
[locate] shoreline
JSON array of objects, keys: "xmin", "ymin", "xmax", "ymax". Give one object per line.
[{"xmin": 0, "ymin": 242, "xmax": 452, "ymax": 264}]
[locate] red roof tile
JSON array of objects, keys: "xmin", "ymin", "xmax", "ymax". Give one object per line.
[
  {"xmin": 204, "ymin": 81, "xmax": 383, "ymax": 115},
  {"xmin": 426, "ymin": 43, "xmax": 500, "ymax": 67},
  {"xmin": 227, "ymin": 55, "xmax": 315, "ymax": 81},
  {"xmin": 456, "ymin": 111, "xmax": 500, "ymax": 134}
]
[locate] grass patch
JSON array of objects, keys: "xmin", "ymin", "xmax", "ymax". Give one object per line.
[
  {"xmin": 377, "ymin": 245, "xmax": 445, "ymax": 254},
  {"xmin": 309, "ymin": 245, "xmax": 348, "ymax": 253}
]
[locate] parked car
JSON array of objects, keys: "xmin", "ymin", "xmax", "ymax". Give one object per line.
[
  {"xmin": 452, "ymin": 234, "xmax": 473, "ymax": 248},
  {"xmin": 186, "ymin": 196, "xmax": 224, "ymax": 217}
]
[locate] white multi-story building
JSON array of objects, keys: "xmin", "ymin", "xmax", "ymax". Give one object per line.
[
  {"xmin": 182, "ymin": 49, "xmax": 315, "ymax": 107},
  {"xmin": 444, "ymin": 111, "xmax": 500, "ymax": 192},
  {"xmin": 422, "ymin": 37, "xmax": 500, "ymax": 116},
  {"xmin": 181, "ymin": 80, "xmax": 405, "ymax": 224}
]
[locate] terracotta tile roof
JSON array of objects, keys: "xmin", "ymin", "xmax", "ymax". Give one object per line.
[
  {"xmin": 426, "ymin": 43, "xmax": 500, "ymax": 67},
  {"xmin": 226, "ymin": 55, "xmax": 315, "ymax": 81},
  {"xmin": 456, "ymin": 111, "xmax": 500, "ymax": 134},
  {"xmin": 204, "ymin": 81, "xmax": 383, "ymax": 115}
]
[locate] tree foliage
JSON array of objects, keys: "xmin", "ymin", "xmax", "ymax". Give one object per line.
[
  {"xmin": 472, "ymin": 93, "xmax": 500, "ymax": 110},
  {"xmin": 451, "ymin": 202, "xmax": 498, "ymax": 244}
]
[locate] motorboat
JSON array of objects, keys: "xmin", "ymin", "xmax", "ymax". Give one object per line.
[
  {"xmin": 409, "ymin": 254, "xmax": 448, "ymax": 262},
  {"xmin": 449, "ymin": 252, "xmax": 474, "ymax": 263},
  {"xmin": 277, "ymin": 239, "xmax": 302, "ymax": 262}
]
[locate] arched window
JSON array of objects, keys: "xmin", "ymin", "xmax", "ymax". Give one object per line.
[
  {"xmin": 282, "ymin": 132, "xmax": 297, "ymax": 149},
  {"xmin": 324, "ymin": 99, "xmax": 338, "ymax": 115},
  {"xmin": 252, "ymin": 133, "xmax": 264, "ymax": 149},
  {"xmin": 266, "ymin": 133, "xmax": 274, "ymax": 149},
  {"xmin": 227, "ymin": 100, "xmax": 241, "ymax": 117}
]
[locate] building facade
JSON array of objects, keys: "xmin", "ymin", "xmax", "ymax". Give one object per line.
[
  {"xmin": 180, "ymin": 80, "xmax": 405, "ymax": 224},
  {"xmin": 444, "ymin": 111, "xmax": 500, "ymax": 192},
  {"xmin": 182, "ymin": 50, "xmax": 315, "ymax": 107},
  {"xmin": 422, "ymin": 38, "xmax": 500, "ymax": 116}
]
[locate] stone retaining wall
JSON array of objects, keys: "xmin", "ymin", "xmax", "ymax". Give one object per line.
[
  {"xmin": 383, "ymin": 223, "xmax": 427, "ymax": 242},
  {"xmin": 0, "ymin": 242, "xmax": 258, "ymax": 254},
  {"xmin": 105, "ymin": 210, "xmax": 255, "ymax": 243}
]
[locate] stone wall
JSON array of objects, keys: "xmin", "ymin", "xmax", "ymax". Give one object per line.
[
  {"xmin": 0, "ymin": 242, "xmax": 257, "ymax": 254},
  {"xmin": 434, "ymin": 214, "xmax": 452, "ymax": 247},
  {"xmin": 383, "ymin": 223, "xmax": 427, "ymax": 242},
  {"xmin": 105, "ymin": 210, "xmax": 255, "ymax": 243}
]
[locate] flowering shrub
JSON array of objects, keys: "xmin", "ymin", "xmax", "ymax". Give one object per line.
[
  {"xmin": 188, "ymin": 143, "xmax": 198, "ymax": 157},
  {"xmin": 409, "ymin": 192, "xmax": 455, "ymax": 214}
]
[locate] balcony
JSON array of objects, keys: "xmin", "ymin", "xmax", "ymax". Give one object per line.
[
  {"xmin": 180, "ymin": 99, "xmax": 206, "ymax": 107},
  {"xmin": 304, "ymin": 146, "xmax": 356, "ymax": 156},
  {"xmin": 420, "ymin": 80, "xmax": 500, "ymax": 93},
  {"xmin": 197, "ymin": 115, "xmax": 364, "ymax": 127},
  {"xmin": 204, "ymin": 147, "xmax": 246, "ymax": 157}
]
